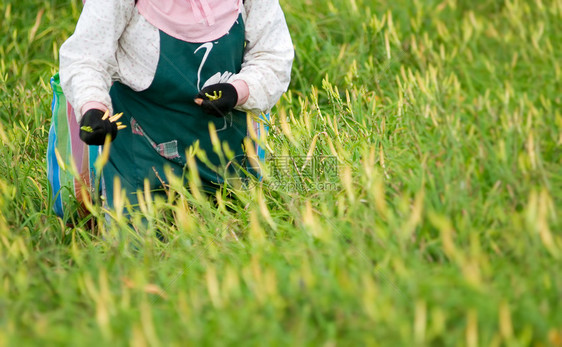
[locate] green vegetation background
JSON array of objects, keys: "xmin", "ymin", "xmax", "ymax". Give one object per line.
[{"xmin": 0, "ymin": 0, "xmax": 561, "ymax": 345}]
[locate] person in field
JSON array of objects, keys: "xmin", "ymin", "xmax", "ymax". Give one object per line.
[{"xmin": 59, "ymin": 0, "xmax": 293, "ymax": 209}]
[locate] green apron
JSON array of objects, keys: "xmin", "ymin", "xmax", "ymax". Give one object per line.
[{"xmin": 105, "ymin": 15, "xmax": 247, "ymax": 208}]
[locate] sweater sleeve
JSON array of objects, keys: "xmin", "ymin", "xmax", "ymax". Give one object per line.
[
  {"xmin": 230, "ymin": 0, "xmax": 294, "ymax": 115},
  {"xmin": 59, "ymin": 0, "xmax": 135, "ymax": 121}
]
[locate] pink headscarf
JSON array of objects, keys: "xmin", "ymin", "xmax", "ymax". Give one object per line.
[{"xmin": 136, "ymin": 0, "xmax": 242, "ymax": 43}]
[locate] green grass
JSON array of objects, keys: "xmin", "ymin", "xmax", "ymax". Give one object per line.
[{"xmin": 1, "ymin": 0, "xmax": 562, "ymax": 345}]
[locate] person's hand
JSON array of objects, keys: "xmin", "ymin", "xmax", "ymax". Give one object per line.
[
  {"xmin": 79, "ymin": 109, "xmax": 125, "ymax": 145},
  {"xmin": 194, "ymin": 83, "xmax": 238, "ymax": 117}
]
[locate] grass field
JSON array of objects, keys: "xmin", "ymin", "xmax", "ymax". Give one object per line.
[{"xmin": 1, "ymin": 0, "xmax": 562, "ymax": 345}]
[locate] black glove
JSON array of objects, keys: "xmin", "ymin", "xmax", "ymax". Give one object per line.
[
  {"xmin": 79, "ymin": 109, "xmax": 118, "ymax": 146},
  {"xmin": 195, "ymin": 83, "xmax": 238, "ymax": 117}
]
